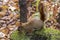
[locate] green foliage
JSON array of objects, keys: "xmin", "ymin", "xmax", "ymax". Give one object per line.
[
  {"xmin": 36, "ymin": 0, "xmax": 40, "ymax": 11},
  {"xmin": 35, "ymin": 27, "xmax": 60, "ymax": 40},
  {"xmin": 32, "ymin": 0, "xmax": 40, "ymax": 11},
  {"xmin": 10, "ymin": 30, "xmax": 30, "ymax": 40},
  {"xmin": 10, "ymin": 27, "xmax": 60, "ymax": 40}
]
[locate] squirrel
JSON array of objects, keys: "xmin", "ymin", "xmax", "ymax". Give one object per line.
[
  {"xmin": 18, "ymin": 18, "xmax": 44, "ymax": 35},
  {"xmin": 18, "ymin": 0, "xmax": 45, "ymax": 35}
]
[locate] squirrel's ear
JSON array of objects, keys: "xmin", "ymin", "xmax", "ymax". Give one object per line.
[{"xmin": 38, "ymin": 2, "xmax": 45, "ymax": 21}]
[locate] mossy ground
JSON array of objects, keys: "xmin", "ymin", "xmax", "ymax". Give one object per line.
[{"xmin": 10, "ymin": 27, "xmax": 60, "ymax": 40}]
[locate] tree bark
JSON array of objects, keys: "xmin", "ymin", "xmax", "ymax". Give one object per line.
[{"xmin": 19, "ymin": 0, "xmax": 28, "ymax": 23}]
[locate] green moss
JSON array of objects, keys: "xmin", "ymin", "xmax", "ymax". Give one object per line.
[
  {"xmin": 33, "ymin": 27, "xmax": 60, "ymax": 40},
  {"xmin": 10, "ymin": 30, "xmax": 30, "ymax": 40},
  {"xmin": 11, "ymin": 27, "xmax": 60, "ymax": 40}
]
